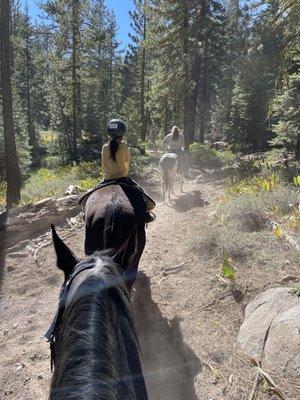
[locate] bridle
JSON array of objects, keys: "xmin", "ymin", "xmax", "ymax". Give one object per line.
[{"xmin": 45, "ymin": 259, "xmax": 95, "ymax": 371}]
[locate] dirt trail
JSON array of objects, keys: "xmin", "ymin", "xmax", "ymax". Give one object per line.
[{"xmin": 1, "ymin": 169, "xmax": 289, "ymax": 400}]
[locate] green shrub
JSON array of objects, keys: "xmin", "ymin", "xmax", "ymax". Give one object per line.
[
  {"xmin": 228, "ymin": 174, "xmax": 280, "ymax": 195},
  {"xmin": 79, "ymin": 177, "xmax": 100, "ymax": 191},
  {"xmin": 189, "ymin": 142, "xmax": 238, "ymax": 170},
  {"xmin": 20, "ymin": 162, "xmax": 103, "ymax": 204},
  {"xmin": 189, "ymin": 143, "xmax": 223, "ymax": 168},
  {"xmin": 217, "ymin": 149, "xmax": 237, "ymax": 166}
]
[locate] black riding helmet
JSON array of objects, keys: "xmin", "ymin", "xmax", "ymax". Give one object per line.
[{"xmin": 106, "ymin": 119, "xmax": 126, "ymax": 138}]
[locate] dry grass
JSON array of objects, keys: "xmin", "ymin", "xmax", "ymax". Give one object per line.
[{"xmin": 194, "ymin": 184, "xmax": 299, "ymax": 271}]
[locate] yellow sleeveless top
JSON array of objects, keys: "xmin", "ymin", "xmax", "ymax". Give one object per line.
[{"xmin": 101, "ymin": 142, "xmax": 131, "ymax": 180}]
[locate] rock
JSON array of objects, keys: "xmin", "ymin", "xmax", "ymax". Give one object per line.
[
  {"xmin": 238, "ymin": 287, "xmax": 300, "ymax": 377},
  {"xmin": 37, "ymin": 374, "xmax": 44, "ymax": 380},
  {"xmin": 65, "ymin": 185, "xmax": 81, "ymax": 195},
  {"xmin": 15, "ymin": 363, "xmax": 25, "ymax": 371},
  {"xmin": 264, "ymin": 305, "xmax": 300, "ymax": 377}
]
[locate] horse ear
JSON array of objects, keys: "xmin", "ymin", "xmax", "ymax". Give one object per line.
[{"xmin": 51, "ymin": 224, "xmax": 78, "ymax": 277}]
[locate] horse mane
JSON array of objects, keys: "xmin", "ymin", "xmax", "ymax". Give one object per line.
[{"xmin": 50, "ymin": 253, "xmax": 146, "ymax": 400}]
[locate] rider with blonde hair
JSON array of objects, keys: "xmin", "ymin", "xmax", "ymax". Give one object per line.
[{"xmin": 162, "ymin": 126, "xmax": 186, "ymax": 171}]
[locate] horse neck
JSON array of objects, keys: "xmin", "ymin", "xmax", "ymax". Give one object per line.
[{"xmin": 50, "ymin": 262, "xmax": 146, "ymax": 400}]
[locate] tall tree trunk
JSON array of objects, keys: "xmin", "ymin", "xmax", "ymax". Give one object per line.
[
  {"xmin": 199, "ymin": 30, "xmax": 209, "ymax": 143},
  {"xmin": 140, "ymin": 0, "xmax": 147, "ymax": 142},
  {"xmin": 72, "ymin": 0, "xmax": 80, "ymax": 164},
  {"xmin": 24, "ymin": 21, "xmax": 38, "ymax": 166},
  {"xmin": 53, "ymin": 72, "xmax": 72, "ymax": 162},
  {"xmin": 1, "ymin": 0, "xmax": 21, "ymax": 207},
  {"xmin": 184, "ymin": 64, "xmax": 201, "ymax": 145},
  {"xmin": 164, "ymin": 98, "xmax": 169, "ymax": 137},
  {"xmin": 296, "ymin": 131, "xmax": 300, "ymax": 161},
  {"xmin": 182, "ymin": 0, "xmax": 191, "ymax": 147},
  {"xmin": 225, "ymin": 0, "xmax": 240, "ymax": 127},
  {"xmin": 183, "ymin": 1, "xmax": 207, "ymax": 147}
]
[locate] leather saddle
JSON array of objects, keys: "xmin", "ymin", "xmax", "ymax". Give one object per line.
[{"xmin": 79, "ymin": 180, "xmax": 156, "ymax": 210}]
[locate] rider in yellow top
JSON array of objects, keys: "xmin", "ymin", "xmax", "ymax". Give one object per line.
[
  {"xmin": 102, "ymin": 140, "xmax": 131, "ymax": 180},
  {"xmin": 102, "ymin": 119, "xmax": 155, "ymax": 223}
]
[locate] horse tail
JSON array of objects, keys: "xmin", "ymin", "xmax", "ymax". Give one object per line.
[{"xmin": 103, "ymin": 195, "xmax": 123, "ymax": 249}]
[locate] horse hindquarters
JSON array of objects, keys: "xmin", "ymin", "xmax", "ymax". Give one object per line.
[{"xmin": 160, "ymin": 154, "xmax": 177, "ymax": 200}]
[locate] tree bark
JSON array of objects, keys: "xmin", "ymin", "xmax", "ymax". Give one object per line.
[
  {"xmin": 140, "ymin": 0, "xmax": 147, "ymax": 142},
  {"xmin": 1, "ymin": 0, "xmax": 21, "ymax": 207},
  {"xmin": 295, "ymin": 131, "xmax": 300, "ymax": 161},
  {"xmin": 182, "ymin": 0, "xmax": 191, "ymax": 147},
  {"xmin": 199, "ymin": 30, "xmax": 209, "ymax": 143},
  {"xmin": 184, "ymin": 44, "xmax": 202, "ymax": 145},
  {"xmin": 24, "ymin": 14, "xmax": 38, "ymax": 166},
  {"xmin": 72, "ymin": 0, "xmax": 80, "ymax": 164},
  {"xmin": 183, "ymin": 1, "xmax": 207, "ymax": 147}
]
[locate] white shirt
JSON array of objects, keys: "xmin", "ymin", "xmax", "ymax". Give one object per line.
[{"xmin": 163, "ymin": 132, "xmax": 185, "ymax": 150}]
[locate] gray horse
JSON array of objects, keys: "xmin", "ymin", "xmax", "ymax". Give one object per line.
[{"xmin": 159, "ymin": 153, "xmax": 183, "ymax": 200}]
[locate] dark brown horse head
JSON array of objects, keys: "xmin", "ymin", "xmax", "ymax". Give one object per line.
[{"xmin": 47, "ymin": 246, "xmax": 148, "ymax": 399}]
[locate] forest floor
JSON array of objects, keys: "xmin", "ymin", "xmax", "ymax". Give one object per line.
[{"xmin": 0, "ymin": 167, "xmax": 299, "ymax": 400}]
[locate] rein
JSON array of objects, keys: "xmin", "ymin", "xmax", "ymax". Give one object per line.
[{"xmin": 45, "ymin": 260, "xmax": 95, "ymax": 371}]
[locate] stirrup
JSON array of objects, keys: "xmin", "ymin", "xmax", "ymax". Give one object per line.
[{"xmin": 145, "ymin": 211, "xmax": 156, "ymax": 224}]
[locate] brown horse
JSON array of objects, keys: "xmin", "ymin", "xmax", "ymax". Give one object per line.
[
  {"xmin": 80, "ymin": 184, "xmax": 146, "ymax": 290},
  {"xmin": 47, "ymin": 225, "xmax": 148, "ymax": 399}
]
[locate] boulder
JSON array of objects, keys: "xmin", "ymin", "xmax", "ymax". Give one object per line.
[
  {"xmin": 238, "ymin": 287, "xmax": 300, "ymax": 377},
  {"xmin": 65, "ymin": 185, "xmax": 82, "ymax": 196}
]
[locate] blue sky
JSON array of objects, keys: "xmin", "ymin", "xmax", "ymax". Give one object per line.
[{"xmin": 24, "ymin": 0, "xmax": 134, "ymax": 48}]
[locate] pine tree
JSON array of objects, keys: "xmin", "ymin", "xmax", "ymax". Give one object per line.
[
  {"xmin": 270, "ymin": 0, "xmax": 300, "ymax": 160},
  {"xmin": 1, "ymin": 0, "xmax": 21, "ymax": 206},
  {"xmin": 129, "ymin": 0, "xmax": 148, "ymax": 142}
]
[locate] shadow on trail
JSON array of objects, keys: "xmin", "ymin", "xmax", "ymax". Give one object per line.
[
  {"xmin": 0, "ymin": 212, "xmax": 7, "ymax": 292},
  {"xmin": 173, "ymin": 190, "xmax": 208, "ymax": 212},
  {"xmin": 133, "ymin": 272, "xmax": 201, "ymax": 400}
]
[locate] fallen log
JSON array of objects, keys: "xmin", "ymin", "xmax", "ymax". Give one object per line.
[{"xmin": 0, "ymin": 195, "xmax": 81, "ymax": 251}]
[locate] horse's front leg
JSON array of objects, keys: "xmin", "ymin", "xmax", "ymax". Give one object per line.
[
  {"xmin": 168, "ymin": 178, "xmax": 171, "ymax": 201},
  {"xmin": 180, "ymin": 174, "xmax": 184, "ymax": 192},
  {"xmin": 162, "ymin": 177, "xmax": 166, "ymax": 201}
]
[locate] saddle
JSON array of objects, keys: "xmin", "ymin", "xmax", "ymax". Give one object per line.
[{"xmin": 79, "ymin": 180, "xmax": 156, "ymax": 211}]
